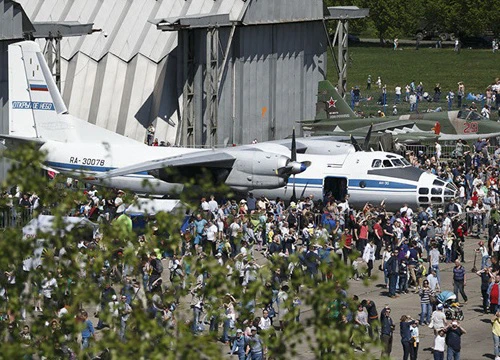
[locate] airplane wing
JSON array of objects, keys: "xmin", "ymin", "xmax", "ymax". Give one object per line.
[
  {"xmin": 93, "ymin": 150, "xmax": 236, "ymax": 179},
  {"xmin": 0, "ymin": 134, "xmax": 45, "ymax": 149},
  {"xmin": 303, "ymin": 118, "xmax": 418, "ymax": 132},
  {"xmin": 393, "ymin": 131, "xmax": 500, "ymax": 143},
  {"xmin": 91, "ymin": 143, "xmax": 311, "ymax": 192}
]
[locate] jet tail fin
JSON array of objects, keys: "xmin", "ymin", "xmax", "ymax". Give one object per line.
[
  {"xmin": 8, "ymin": 41, "xmax": 139, "ymax": 146},
  {"xmin": 8, "ymin": 41, "xmax": 67, "ymax": 139},
  {"xmin": 315, "ymin": 80, "xmax": 357, "ymax": 121}
]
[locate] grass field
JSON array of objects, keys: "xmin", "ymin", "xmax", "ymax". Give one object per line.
[{"xmin": 326, "ymin": 45, "xmax": 499, "ymax": 118}]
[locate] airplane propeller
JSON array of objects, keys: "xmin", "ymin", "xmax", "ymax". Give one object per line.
[
  {"xmin": 276, "ymin": 128, "xmax": 311, "ymax": 202},
  {"xmin": 350, "ymin": 135, "xmax": 362, "ymax": 152},
  {"xmin": 363, "ymin": 124, "xmax": 373, "ymax": 151},
  {"xmin": 351, "ymin": 124, "xmax": 373, "ymax": 152}
]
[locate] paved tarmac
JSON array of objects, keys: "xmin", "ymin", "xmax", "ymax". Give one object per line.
[{"xmin": 343, "ymin": 235, "xmax": 493, "ymax": 360}]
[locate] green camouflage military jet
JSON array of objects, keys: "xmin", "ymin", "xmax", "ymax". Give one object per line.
[{"xmin": 301, "ymin": 80, "xmax": 500, "ymax": 143}]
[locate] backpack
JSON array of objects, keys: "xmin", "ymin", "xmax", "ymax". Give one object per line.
[{"xmin": 154, "ymin": 258, "xmax": 164, "ymax": 274}]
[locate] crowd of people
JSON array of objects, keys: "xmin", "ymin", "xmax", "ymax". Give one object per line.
[
  {"xmin": 3, "ymin": 133, "xmax": 500, "ymax": 358},
  {"xmin": 355, "ymin": 77, "xmax": 500, "ymax": 119}
]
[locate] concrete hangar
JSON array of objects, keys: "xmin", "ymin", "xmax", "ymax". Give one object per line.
[{"xmin": 3, "ymin": 0, "xmax": 329, "ymax": 147}]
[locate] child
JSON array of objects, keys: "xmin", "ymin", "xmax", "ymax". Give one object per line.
[{"xmin": 410, "ymin": 321, "xmax": 420, "ymax": 360}]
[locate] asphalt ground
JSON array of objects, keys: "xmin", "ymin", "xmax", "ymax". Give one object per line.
[{"xmin": 345, "ymin": 235, "xmax": 494, "ymax": 360}]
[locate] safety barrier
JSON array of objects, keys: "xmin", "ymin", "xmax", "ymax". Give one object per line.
[
  {"xmin": 0, "ymin": 207, "xmax": 34, "ymax": 228},
  {"xmin": 404, "ymin": 143, "xmax": 496, "ymax": 161},
  {"xmin": 464, "ymin": 210, "xmax": 489, "ymax": 237}
]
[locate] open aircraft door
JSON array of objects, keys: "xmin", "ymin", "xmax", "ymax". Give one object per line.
[{"xmin": 323, "ymin": 176, "xmax": 348, "ymax": 202}]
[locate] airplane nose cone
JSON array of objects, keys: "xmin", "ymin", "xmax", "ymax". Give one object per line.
[{"xmin": 417, "ymin": 172, "xmax": 458, "ymax": 208}]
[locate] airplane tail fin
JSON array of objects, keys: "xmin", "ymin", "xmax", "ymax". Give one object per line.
[
  {"xmin": 8, "ymin": 41, "xmax": 67, "ymax": 139},
  {"xmin": 315, "ymin": 80, "xmax": 356, "ymax": 121},
  {"xmin": 8, "ymin": 41, "xmax": 138, "ymax": 145}
]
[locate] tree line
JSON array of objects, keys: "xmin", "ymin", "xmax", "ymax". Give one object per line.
[{"xmin": 326, "ymin": 0, "xmax": 500, "ymax": 42}]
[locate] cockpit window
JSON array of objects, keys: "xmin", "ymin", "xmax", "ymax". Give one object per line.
[
  {"xmin": 391, "ymin": 159, "xmax": 404, "ymax": 167},
  {"xmin": 401, "ymin": 158, "xmax": 411, "ymax": 166},
  {"xmin": 457, "ymin": 110, "xmax": 485, "ymax": 121},
  {"xmin": 383, "ymin": 160, "xmax": 393, "ymax": 168},
  {"xmin": 372, "ymin": 159, "xmax": 381, "ymax": 168},
  {"xmin": 468, "ymin": 112, "xmax": 482, "ymax": 121},
  {"xmin": 433, "ymin": 179, "xmax": 445, "ymax": 186}
]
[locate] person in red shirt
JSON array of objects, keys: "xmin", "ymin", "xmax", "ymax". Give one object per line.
[
  {"xmin": 373, "ymin": 218, "xmax": 384, "ymax": 260},
  {"xmin": 471, "ymin": 191, "xmax": 479, "ymax": 206},
  {"xmin": 358, "ymin": 219, "xmax": 370, "ymax": 253},
  {"xmin": 342, "ymin": 228, "xmax": 353, "ymax": 266},
  {"xmin": 489, "ymin": 275, "xmax": 500, "ymax": 314}
]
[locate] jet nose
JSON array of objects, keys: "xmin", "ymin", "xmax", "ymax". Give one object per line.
[{"xmin": 416, "ymin": 173, "xmax": 458, "ymax": 207}]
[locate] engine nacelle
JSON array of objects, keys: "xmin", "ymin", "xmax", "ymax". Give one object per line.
[{"xmin": 225, "ymin": 151, "xmax": 290, "ymax": 190}]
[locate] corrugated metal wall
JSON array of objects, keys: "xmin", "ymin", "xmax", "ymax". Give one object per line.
[
  {"xmin": 242, "ymin": 0, "xmax": 324, "ymax": 25},
  {"xmin": 186, "ymin": 21, "xmax": 327, "ymax": 145},
  {"xmin": 14, "ymin": 0, "xmax": 327, "ymax": 146}
]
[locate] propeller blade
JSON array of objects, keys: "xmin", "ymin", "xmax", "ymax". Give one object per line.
[
  {"xmin": 291, "ymin": 127, "xmax": 297, "ymax": 162},
  {"xmin": 363, "ymin": 124, "xmax": 373, "ymax": 151},
  {"xmin": 350, "ymin": 135, "xmax": 362, "ymax": 152},
  {"xmin": 292, "ymin": 174, "xmax": 297, "ymax": 203}
]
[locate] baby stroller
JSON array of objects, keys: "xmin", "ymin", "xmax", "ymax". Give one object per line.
[{"xmin": 436, "ymin": 291, "xmax": 464, "ymax": 321}]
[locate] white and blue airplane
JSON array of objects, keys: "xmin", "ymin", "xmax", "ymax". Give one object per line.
[{"xmin": 2, "ymin": 41, "xmax": 457, "ymax": 211}]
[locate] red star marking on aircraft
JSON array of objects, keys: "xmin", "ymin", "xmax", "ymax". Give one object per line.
[{"xmin": 327, "ymin": 97, "xmax": 337, "ymax": 108}]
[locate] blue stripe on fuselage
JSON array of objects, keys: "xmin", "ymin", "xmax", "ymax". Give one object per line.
[
  {"xmin": 288, "ymin": 178, "xmax": 416, "ymax": 190},
  {"xmin": 45, "ymin": 161, "xmax": 149, "ymax": 176},
  {"xmin": 349, "ymin": 179, "xmax": 416, "ymax": 189}
]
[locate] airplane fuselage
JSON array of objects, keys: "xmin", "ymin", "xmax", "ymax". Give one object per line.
[
  {"xmin": 251, "ymin": 147, "xmax": 456, "ymax": 210},
  {"xmin": 42, "ymin": 141, "xmax": 455, "ymax": 211}
]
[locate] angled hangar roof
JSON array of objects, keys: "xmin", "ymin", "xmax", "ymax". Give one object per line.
[
  {"xmin": 20, "ymin": 0, "xmax": 250, "ymax": 63},
  {"xmin": 17, "ymin": 0, "xmax": 326, "ymax": 144}
]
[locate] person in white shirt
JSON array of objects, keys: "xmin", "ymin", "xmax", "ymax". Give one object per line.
[
  {"xmin": 400, "ymin": 204, "xmax": 413, "ymax": 219},
  {"xmin": 410, "ymin": 322, "xmax": 420, "ymax": 357},
  {"xmin": 459, "ymin": 185, "xmax": 466, "ymax": 204},
  {"xmin": 201, "ymin": 198, "xmax": 210, "ymax": 212},
  {"xmin": 426, "ymin": 269, "xmax": 440, "ymax": 292},
  {"xmin": 492, "ymin": 233, "xmax": 500, "ymax": 259},
  {"xmin": 339, "ymin": 194, "xmax": 350, "ymax": 214},
  {"xmin": 431, "ymin": 304, "xmax": 447, "ymax": 335},
  {"xmin": 429, "ymin": 244, "xmax": 441, "ymax": 284},
  {"xmin": 259, "ymin": 310, "xmax": 272, "ymax": 330},
  {"xmin": 481, "ymin": 105, "xmax": 491, "ymax": 119},
  {"xmin": 477, "ymin": 241, "xmax": 490, "ymax": 269},
  {"xmin": 108, "ymin": 295, "xmax": 120, "ymax": 331},
  {"xmin": 41, "ymin": 272, "xmax": 58, "ymax": 310},
  {"xmin": 395, "ymin": 85, "xmax": 402, "ymax": 103},
  {"xmin": 435, "ymin": 142, "xmax": 442, "ymax": 160},
  {"xmin": 362, "ymin": 239, "xmax": 376, "ymax": 277},
  {"xmin": 433, "ymin": 329, "xmax": 446, "ymax": 358},
  {"xmin": 208, "ymin": 195, "xmax": 219, "ymax": 214},
  {"xmin": 205, "ymin": 221, "xmax": 218, "ymax": 256},
  {"xmin": 442, "ymin": 215, "xmax": 453, "ymax": 237}
]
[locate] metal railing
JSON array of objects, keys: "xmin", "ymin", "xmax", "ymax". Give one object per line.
[
  {"xmin": 404, "ymin": 144, "xmax": 496, "ymax": 160},
  {"xmin": 0, "ymin": 207, "xmax": 34, "ymax": 228}
]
